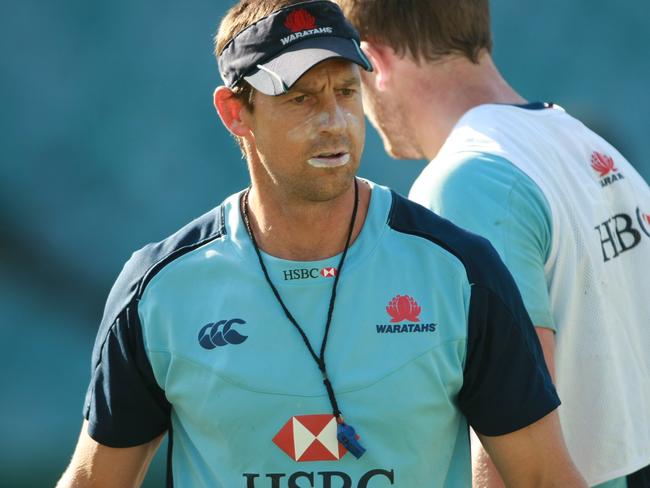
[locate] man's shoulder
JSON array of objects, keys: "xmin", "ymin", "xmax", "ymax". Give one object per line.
[
  {"xmin": 439, "ymin": 103, "xmax": 573, "ymax": 159},
  {"xmin": 129, "ymin": 204, "xmax": 227, "ymax": 292},
  {"xmin": 411, "ymin": 151, "xmax": 549, "ymax": 215},
  {"xmin": 387, "ymin": 191, "xmax": 509, "ymax": 288},
  {"xmin": 412, "ymin": 151, "xmax": 528, "ymax": 200},
  {"xmin": 103, "ymin": 198, "xmax": 232, "ymax": 323}
]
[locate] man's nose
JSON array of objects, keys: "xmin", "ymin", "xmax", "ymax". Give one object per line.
[{"xmin": 318, "ymin": 95, "xmax": 347, "ymax": 133}]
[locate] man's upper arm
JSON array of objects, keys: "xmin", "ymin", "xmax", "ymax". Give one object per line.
[
  {"xmin": 454, "ymin": 248, "xmax": 578, "ymax": 484},
  {"xmin": 57, "ymin": 420, "xmax": 164, "ymax": 488},
  {"xmin": 477, "ymin": 411, "xmax": 585, "ymax": 487},
  {"xmin": 410, "ymin": 152, "xmax": 555, "ymax": 330},
  {"xmin": 62, "ymin": 251, "xmax": 172, "ymax": 485}
]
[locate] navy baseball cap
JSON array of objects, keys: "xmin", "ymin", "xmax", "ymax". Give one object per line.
[{"xmin": 218, "ymin": 0, "xmax": 373, "ymax": 96}]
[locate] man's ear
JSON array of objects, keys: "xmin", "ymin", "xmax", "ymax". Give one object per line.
[
  {"xmin": 360, "ymin": 41, "xmax": 394, "ymax": 91},
  {"xmin": 213, "ymin": 86, "xmax": 251, "ymax": 137}
]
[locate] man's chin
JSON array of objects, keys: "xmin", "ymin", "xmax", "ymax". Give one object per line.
[{"xmin": 384, "ymin": 139, "xmax": 423, "ymax": 161}]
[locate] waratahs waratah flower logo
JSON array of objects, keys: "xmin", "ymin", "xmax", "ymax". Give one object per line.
[
  {"xmin": 591, "ymin": 151, "xmax": 618, "ymax": 177},
  {"xmin": 386, "ymin": 295, "xmax": 421, "ymax": 323},
  {"xmin": 284, "ymin": 8, "xmax": 316, "ymax": 33}
]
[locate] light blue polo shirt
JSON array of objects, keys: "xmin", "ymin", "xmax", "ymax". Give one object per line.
[{"xmin": 84, "ymin": 181, "xmax": 558, "ymax": 487}]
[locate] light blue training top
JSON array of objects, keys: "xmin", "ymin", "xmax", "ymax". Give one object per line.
[{"xmin": 84, "ymin": 182, "xmax": 558, "ymax": 487}]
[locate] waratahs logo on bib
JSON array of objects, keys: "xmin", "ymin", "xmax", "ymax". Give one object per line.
[
  {"xmin": 376, "ymin": 295, "xmax": 437, "ymax": 334},
  {"xmin": 591, "ymin": 151, "xmax": 624, "ymax": 188},
  {"xmin": 281, "ymin": 8, "xmax": 333, "ymax": 45},
  {"xmin": 198, "ymin": 318, "xmax": 248, "ymax": 349},
  {"xmin": 273, "ymin": 414, "xmax": 347, "ymax": 462}
]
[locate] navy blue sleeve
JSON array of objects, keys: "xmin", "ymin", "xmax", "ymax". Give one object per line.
[
  {"xmin": 83, "ymin": 261, "xmax": 171, "ymax": 447},
  {"xmin": 388, "ymin": 191, "xmax": 559, "ymax": 436},
  {"xmin": 82, "ymin": 205, "xmax": 226, "ymax": 447},
  {"xmin": 84, "ymin": 307, "xmax": 170, "ymax": 447},
  {"xmin": 458, "ymin": 279, "xmax": 559, "ymax": 436}
]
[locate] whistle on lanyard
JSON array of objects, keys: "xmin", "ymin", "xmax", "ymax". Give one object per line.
[{"xmin": 337, "ymin": 422, "xmax": 366, "ymax": 459}]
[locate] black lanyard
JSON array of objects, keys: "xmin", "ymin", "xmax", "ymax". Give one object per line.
[{"xmin": 241, "ymin": 179, "xmax": 365, "ymax": 458}]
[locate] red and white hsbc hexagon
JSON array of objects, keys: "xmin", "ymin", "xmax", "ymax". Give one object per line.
[
  {"xmin": 273, "ymin": 414, "xmax": 347, "ymax": 462},
  {"xmin": 320, "ymin": 267, "xmax": 337, "ymax": 278}
]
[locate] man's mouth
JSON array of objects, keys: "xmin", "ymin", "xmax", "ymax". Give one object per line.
[{"xmin": 307, "ymin": 151, "xmax": 351, "ymax": 168}]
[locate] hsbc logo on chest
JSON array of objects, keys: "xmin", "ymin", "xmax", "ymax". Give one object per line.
[
  {"xmin": 595, "ymin": 207, "xmax": 650, "ymax": 262},
  {"xmin": 273, "ymin": 414, "xmax": 346, "ymax": 462},
  {"xmin": 241, "ymin": 414, "xmax": 395, "ymax": 487},
  {"xmin": 243, "ymin": 470, "xmax": 394, "ymax": 488},
  {"xmin": 283, "ymin": 267, "xmax": 337, "ymax": 281}
]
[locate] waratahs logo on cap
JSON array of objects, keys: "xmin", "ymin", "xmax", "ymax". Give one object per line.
[
  {"xmin": 273, "ymin": 414, "xmax": 348, "ymax": 462},
  {"xmin": 375, "ymin": 295, "xmax": 437, "ymax": 334},
  {"xmin": 280, "ymin": 7, "xmax": 333, "ymax": 45},
  {"xmin": 285, "ymin": 8, "xmax": 316, "ymax": 32},
  {"xmin": 591, "ymin": 151, "xmax": 624, "ymax": 188}
]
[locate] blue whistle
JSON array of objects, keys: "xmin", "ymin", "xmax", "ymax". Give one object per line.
[{"xmin": 337, "ymin": 423, "xmax": 366, "ymax": 459}]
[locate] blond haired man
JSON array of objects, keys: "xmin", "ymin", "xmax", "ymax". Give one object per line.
[{"xmin": 338, "ymin": 1, "xmax": 650, "ymax": 486}]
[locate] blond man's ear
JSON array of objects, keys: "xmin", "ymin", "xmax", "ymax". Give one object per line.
[{"xmin": 360, "ymin": 41, "xmax": 395, "ymax": 91}]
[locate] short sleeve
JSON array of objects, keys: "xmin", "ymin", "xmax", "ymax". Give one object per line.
[
  {"xmin": 458, "ymin": 278, "xmax": 560, "ymax": 436},
  {"xmin": 83, "ymin": 257, "xmax": 171, "ymax": 447},
  {"xmin": 410, "ymin": 152, "xmax": 555, "ymax": 330}
]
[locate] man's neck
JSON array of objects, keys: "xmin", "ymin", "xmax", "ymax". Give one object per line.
[
  {"xmin": 245, "ymin": 179, "xmax": 371, "ymax": 261},
  {"xmin": 399, "ymin": 52, "xmax": 526, "ymax": 160}
]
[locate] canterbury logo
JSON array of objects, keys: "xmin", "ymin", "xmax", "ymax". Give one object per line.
[
  {"xmin": 198, "ymin": 318, "xmax": 248, "ymax": 349},
  {"xmin": 284, "ymin": 8, "xmax": 316, "ymax": 33},
  {"xmin": 591, "ymin": 151, "xmax": 618, "ymax": 177},
  {"xmin": 386, "ymin": 295, "xmax": 421, "ymax": 323}
]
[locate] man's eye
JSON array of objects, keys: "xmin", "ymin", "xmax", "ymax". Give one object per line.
[
  {"xmin": 339, "ymin": 88, "xmax": 356, "ymax": 97},
  {"xmin": 292, "ymin": 95, "xmax": 307, "ymax": 104}
]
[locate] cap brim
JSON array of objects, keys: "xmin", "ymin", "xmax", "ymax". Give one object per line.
[{"xmin": 243, "ymin": 37, "xmax": 372, "ymax": 96}]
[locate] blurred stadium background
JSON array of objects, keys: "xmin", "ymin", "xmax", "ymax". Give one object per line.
[{"xmin": 1, "ymin": 1, "xmax": 648, "ymax": 486}]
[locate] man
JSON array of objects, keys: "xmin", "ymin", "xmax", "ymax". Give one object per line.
[
  {"xmin": 57, "ymin": 1, "xmax": 586, "ymax": 486},
  {"xmin": 337, "ymin": 1, "xmax": 650, "ymax": 487}
]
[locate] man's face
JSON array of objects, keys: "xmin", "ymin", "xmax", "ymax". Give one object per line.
[
  {"xmin": 360, "ymin": 70, "xmax": 423, "ymax": 160},
  {"xmin": 244, "ymin": 59, "xmax": 365, "ymax": 202}
]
